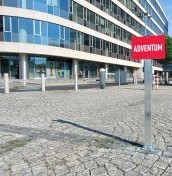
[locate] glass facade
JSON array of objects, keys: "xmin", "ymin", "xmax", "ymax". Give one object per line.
[
  {"xmin": 1, "ymin": 0, "xmax": 168, "ymax": 35},
  {"xmin": 29, "ymin": 56, "xmax": 71, "ymax": 79},
  {"xmin": 1, "ymin": 16, "xmax": 131, "ymax": 61},
  {"xmin": 0, "ymin": 0, "xmax": 168, "ymax": 79},
  {"xmin": 138, "ymin": 0, "xmax": 168, "ymax": 34},
  {"xmin": 1, "ymin": 0, "xmax": 69, "ymax": 19},
  {"xmin": 70, "ymin": 1, "xmax": 135, "ymax": 43},
  {"xmin": 79, "ymin": 61, "xmax": 104, "ymax": 79}
]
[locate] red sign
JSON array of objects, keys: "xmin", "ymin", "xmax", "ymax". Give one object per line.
[{"xmin": 131, "ymin": 35, "xmax": 165, "ymax": 60}]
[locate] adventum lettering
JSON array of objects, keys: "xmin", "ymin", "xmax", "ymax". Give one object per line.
[{"xmin": 134, "ymin": 44, "xmax": 163, "ymax": 52}]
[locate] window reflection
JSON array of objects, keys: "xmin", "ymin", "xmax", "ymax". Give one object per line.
[
  {"xmin": 3, "ymin": 0, "xmax": 17, "ymax": 7},
  {"xmin": 48, "ymin": 23, "xmax": 59, "ymax": 46},
  {"xmin": 1, "ymin": 0, "xmax": 69, "ymax": 20},
  {"xmin": 2, "ymin": 16, "xmax": 133, "ymax": 61},
  {"xmin": 34, "ymin": 0, "xmax": 47, "ymax": 13},
  {"xmin": 19, "ymin": 18, "xmax": 33, "ymax": 43},
  {"xmin": 29, "ymin": 57, "xmax": 46, "ymax": 78}
]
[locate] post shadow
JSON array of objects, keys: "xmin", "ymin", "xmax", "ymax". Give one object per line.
[{"xmin": 53, "ymin": 119, "xmax": 143, "ymax": 147}]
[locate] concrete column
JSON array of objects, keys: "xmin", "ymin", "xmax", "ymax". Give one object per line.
[
  {"xmin": 133, "ymin": 69, "xmax": 137, "ymax": 85},
  {"xmin": 73, "ymin": 59, "xmax": 78, "ymax": 91},
  {"xmin": 136, "ymin": 60, "xmax": 144, "ymax": 80},
  {"xmin": 19, "ymin": 54, "xmax": 27, "ymax": 86},
  {"xmin": 105, "ymin": 63, "xmax": 108, "ymax": 79}
]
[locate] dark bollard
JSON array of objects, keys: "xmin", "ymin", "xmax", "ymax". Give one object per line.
[{"xmin": 99, "ymin": 68, "xmax": 106, "ymax": 89}]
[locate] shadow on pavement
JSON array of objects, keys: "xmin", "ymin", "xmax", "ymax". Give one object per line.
[{"xmin": 53, "ymin": 119, "xmax": 143, "ymax": 148}]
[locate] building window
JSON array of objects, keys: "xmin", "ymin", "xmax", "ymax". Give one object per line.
[
  {"xmin": 4, "ymin": 16, "xmax": 11, "ymax": 42},
  {"xmin": 11, "ymin": 17, "xmax": 19, "ymax": 42},
  {"xmin": 60, "ymin": 26, "xmax": 65, "ymax": 40},
  {"xmin": 0, "ymin": 16, "xmax": 3, "ymax": 41},
  {"xmin": 60, "ymin": 26, "xmax": 65, "ymax": 47},
  {"xmin": 34, "ymin": 20, "xmax": 41, "ymax": 44},
  {"xmin": 3, "ymin": 0, "xmax": 18, "ymax": 7},
  {"xmin": 41, "ymin": 21, "xmax": 48, "ymax": 45},
  {"xmin": 48, "ymin": 23, "xmax": 59, "ymax": 46},
  {"xmin": 60, "ymin": 0, "xmax": 69, "ymax": 19}
]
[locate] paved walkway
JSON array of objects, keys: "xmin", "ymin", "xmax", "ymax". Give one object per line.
[{"xmin": 0, "ymin": 85, "xmax": 172, "ymax": 176}]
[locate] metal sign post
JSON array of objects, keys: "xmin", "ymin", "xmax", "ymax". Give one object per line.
[
  {"xmin": 131, "ymin": 35, "xmax": 165, "ymax": 152},
  {"xmin": 144, "ymin": 60, "xmax": 153, "ymax": 151}
]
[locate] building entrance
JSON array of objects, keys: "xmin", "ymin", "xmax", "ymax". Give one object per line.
[{"xmin": 0, "ymin": 56, "xmax": 19, "ymax": 78}]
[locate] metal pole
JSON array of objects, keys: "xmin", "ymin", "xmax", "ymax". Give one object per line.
[
  {"xmin": 143, "ymin": 13, "xmax": 153, "ymax": 151},
  {"xmin": 144, "ymin": 60, "xmax": 153, "ymax": 150},
  {"xmin": 4, "ymin": 73, "xmax": 9, "ymax": 94},
  {"xmin": 41, "ymin": 73, "xmax": 45, "ymax": 92}
]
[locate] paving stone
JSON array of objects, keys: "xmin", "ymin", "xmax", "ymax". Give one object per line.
[
  {"xmin": 162, "ymin": 172, "xmax": 172, "ymax": 176},
  {"xmin": 90, "ymin": 166, "xmax": 107, "ymax": 176},
  {"xmin": 107, "ymin": 169, "xmax": 123, "ymax": 176},
  {"xmin": 165, "ymin": 166, "xmax": 172, "ymax": 173},
  {"xmin": 133, "ymin": 165, "xmax": 150, "ymax": 174},
  {"xmin": 158, "ymin": 156, "xmax": 172, "ymax": 164},
  {"xmin": 148, "ymin": 166, "xmax": 164, "ymax": 176},
  {"xmin": 0, "ymin": 85, "xmax": 172, "ymax": 175},
  {"xmin": 140, "ymin": 159, "xmax": 156, "ymax": 167},
  {"xmin": 118, "ymin": 161, "xmax": 136, "ymax": 172},
  {"xmin": 76, "ymin": 170, "xmax": 90, "ymax": 176},
  {"xmin": 94, "ymin": 157, "xmax": 110, "ymax": 166},
  {"xmin": 125, "ymin": 171, "xmax": 140, "ymax": 176},
  {"xmin": 70, "ymin": 164, "xmax": 85, "ymax": 173},
  {"xmin": 104, "ymin": 163, "xmax": 118, "ymax": 172},
  {"xmin": 143, "ymin": 172, "xmax": 155, "ymax": 176},
  {"xmin": 84, "ymin": 160, "xmax": 98, "ymax": 170},
  {"xmin": 153, "ymin": 160, "xmax": 169, "ymax": 170},
  {"xmin": 32, "ymin": 166, "xmax": 47, "ymax": 175}
]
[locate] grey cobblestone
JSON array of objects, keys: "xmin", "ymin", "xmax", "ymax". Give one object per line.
[
  {"xmin": 0, "ymin": 85, "xmax": 172, "ymax": 175},
  {"xmin": 133, "ymin": 165, "xmax": 150, "ymax": 175}
]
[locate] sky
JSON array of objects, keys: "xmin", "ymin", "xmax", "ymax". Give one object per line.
[{"xmin": 158, "ymin": 0, "xmax": 172, "ymax": 36}]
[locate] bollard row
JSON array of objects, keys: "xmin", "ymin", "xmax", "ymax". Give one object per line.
[{"xmin": 3, "ymin": 73, "xmax": 46, "ymax": 94}]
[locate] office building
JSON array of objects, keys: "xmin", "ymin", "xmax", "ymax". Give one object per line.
[{"xmin": 0, "ymin": 0, "xmax": 168, "ymax": 80}]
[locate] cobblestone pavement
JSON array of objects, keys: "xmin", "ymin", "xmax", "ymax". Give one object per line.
[{"xmin": 1, "ymin": 84, "xmax": 172, "ymax": 176}]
